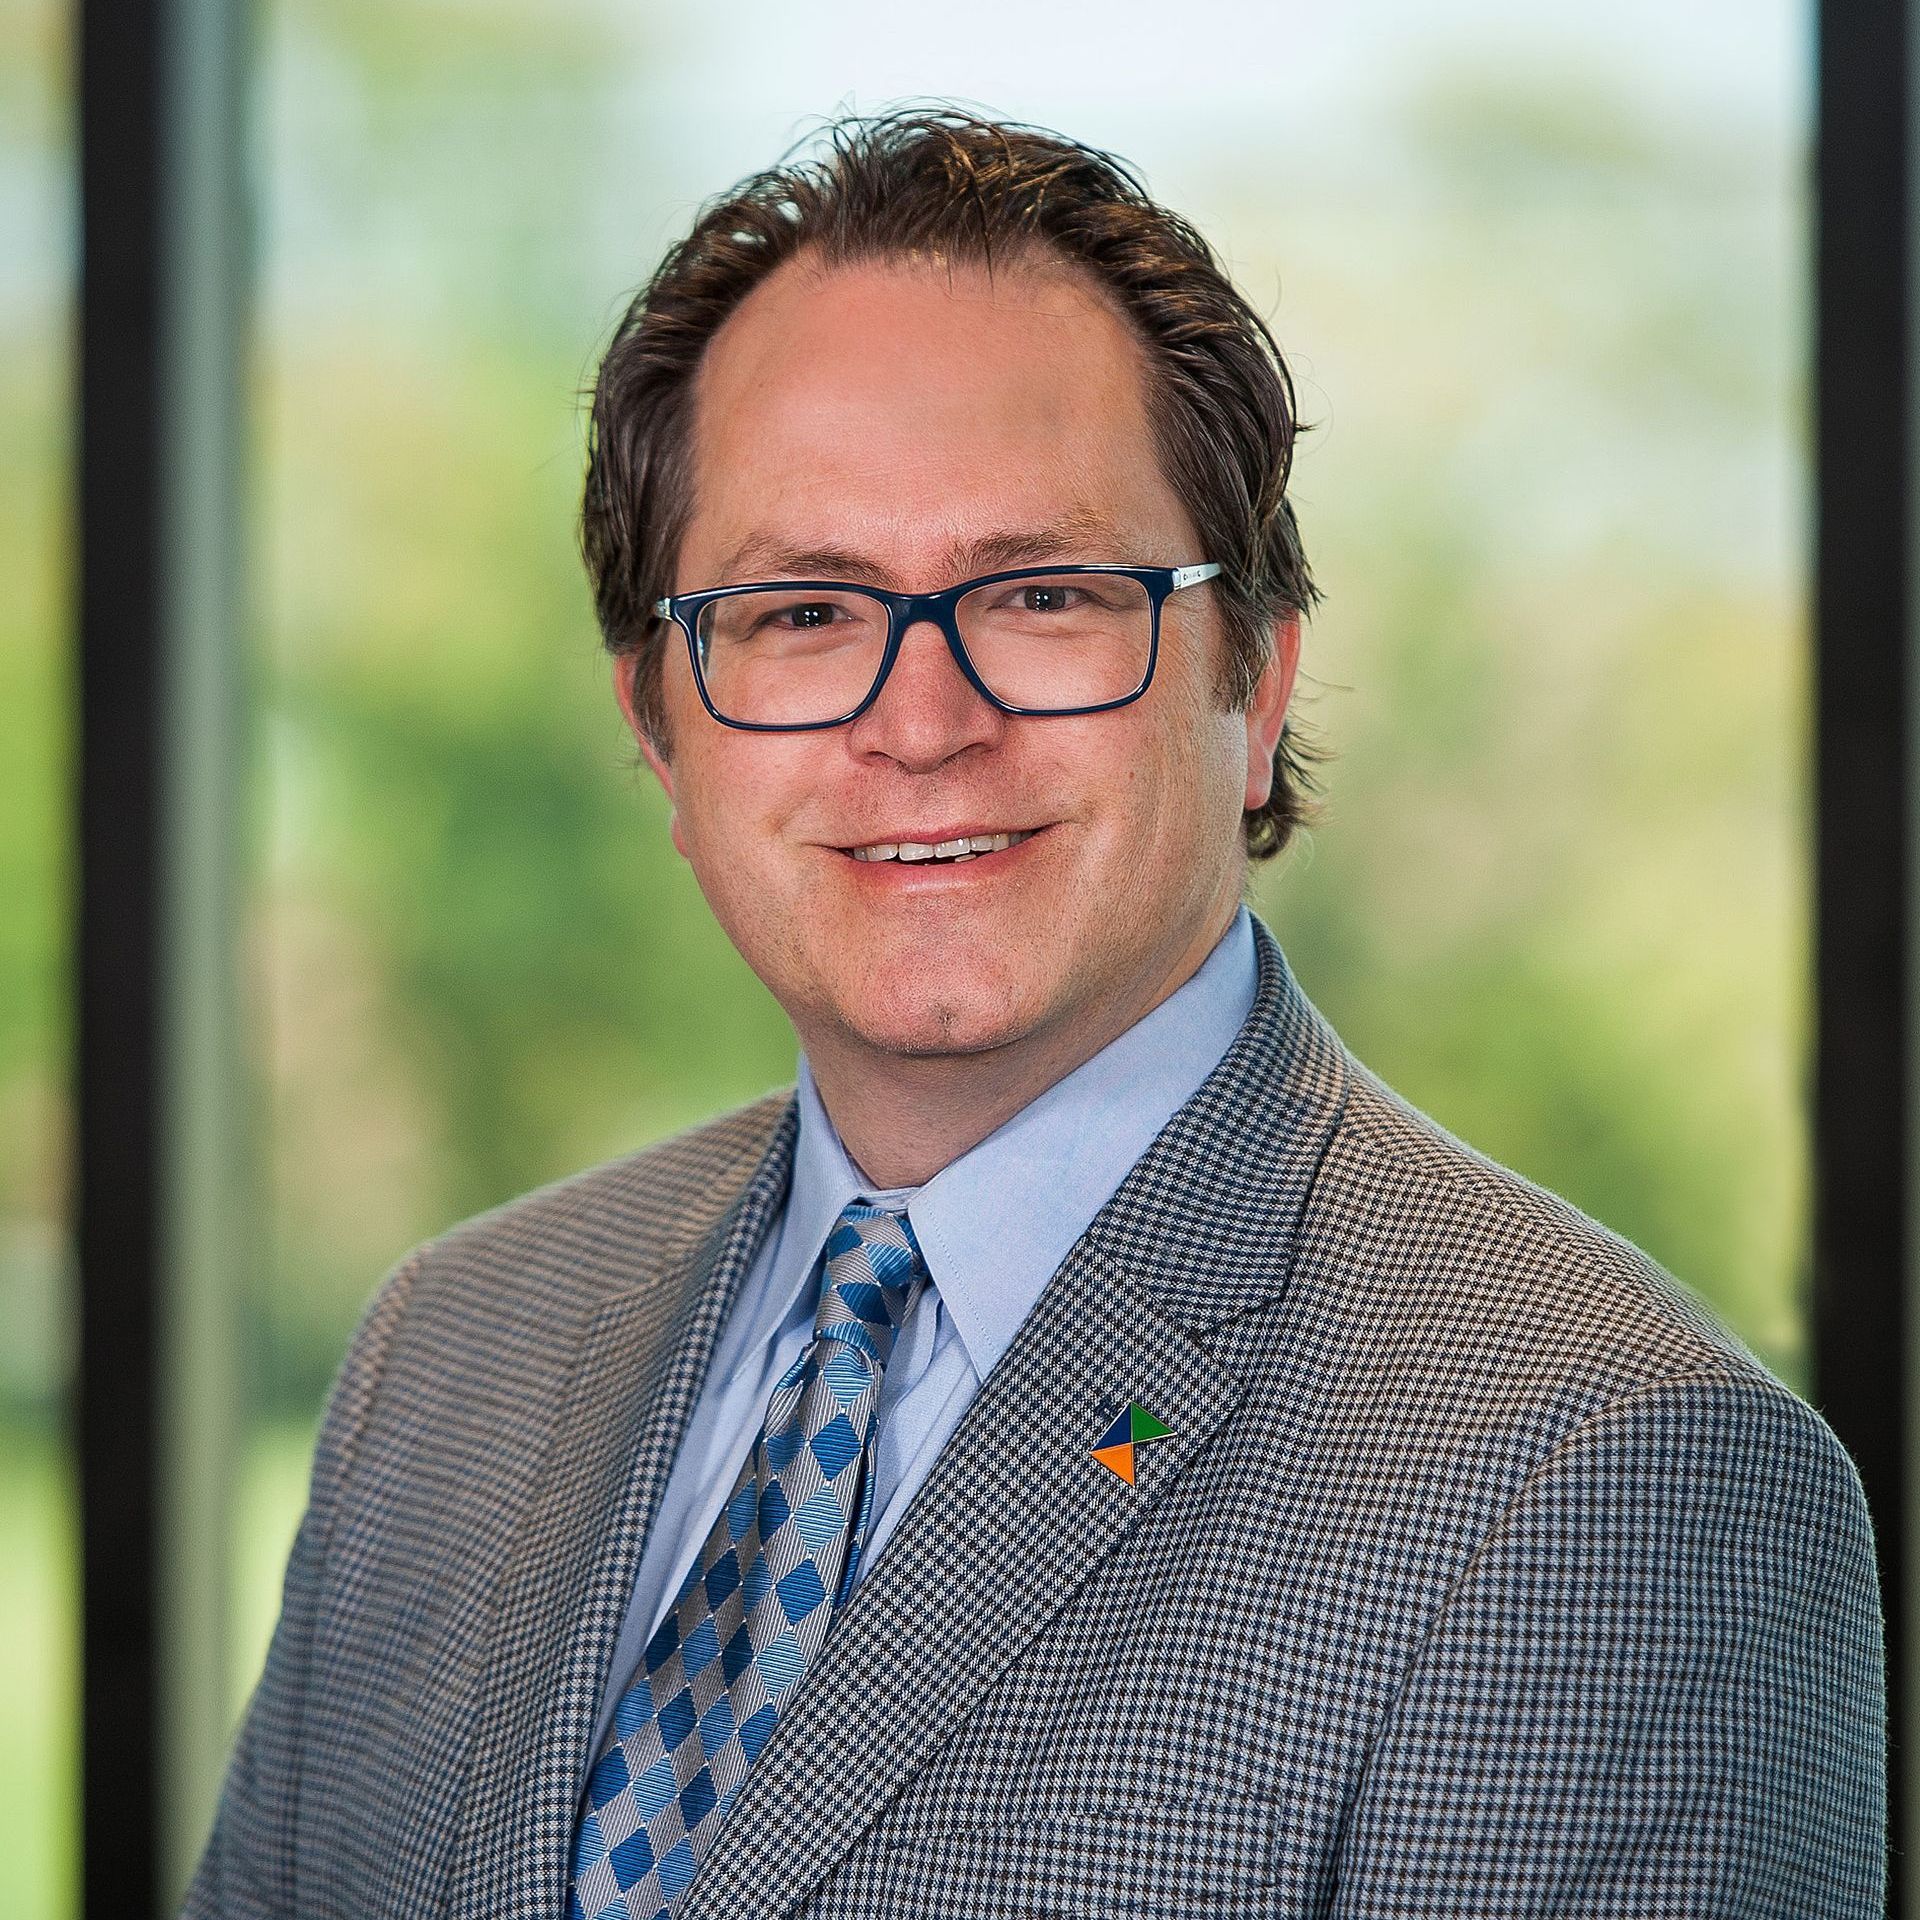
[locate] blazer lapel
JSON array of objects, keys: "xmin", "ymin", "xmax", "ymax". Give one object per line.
[
  {"xmin": 451, "ymin": 1101, "xmax": 798, "ymax": 1920},
  {"xmin": 677, "ymin": 1240, "xmax": 1239, "ymax": 1920},
  {"xmin": 680, "ymin": 920, "xmax": 1351, "ymax": 1920}
]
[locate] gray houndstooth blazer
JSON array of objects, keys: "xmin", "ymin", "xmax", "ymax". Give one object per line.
[{"xmin": 185, "ymin": 918, "xmax": 1885, "ymax": 1918}]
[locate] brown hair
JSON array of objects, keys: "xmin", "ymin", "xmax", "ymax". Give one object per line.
[{"xmin": 582, "ymin": 108, "xmax": 1324, "ymax": 859}]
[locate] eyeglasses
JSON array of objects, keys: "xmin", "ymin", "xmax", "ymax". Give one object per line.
[{"xmin": 652, "ymin": 562, "xmax": 1224, "ymax": 732}]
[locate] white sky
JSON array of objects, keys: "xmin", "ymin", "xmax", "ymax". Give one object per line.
[
  {"xmin": 641, "ymin": 0, "xmax": 1803, "ymax": 182},
  {"xmin": 0, "ymin": 0, "xmax": 1804, "ymax": 322}
]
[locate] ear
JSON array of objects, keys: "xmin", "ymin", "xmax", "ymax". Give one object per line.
[
  {"xmin": 615, "ymin": 650, "xmax": 690, "ymax": 860},
  {"xmin": 1242, "ymin": 611, "xmax": 1301, "ymax": 813}
]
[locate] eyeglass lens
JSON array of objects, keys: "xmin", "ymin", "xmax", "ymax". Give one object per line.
[{"xmin": 693, "ymin": 573, "xmax": 1155, "ymax": 726}]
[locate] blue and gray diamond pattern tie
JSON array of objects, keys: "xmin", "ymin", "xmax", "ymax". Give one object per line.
[{"xmin": 568, "ymin": 1204, "xmax": 930, "ymax": 1920}]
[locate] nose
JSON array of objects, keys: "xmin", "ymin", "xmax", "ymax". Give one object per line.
[{"xmin": 845, "ymin": 613, "xmax": 1004, "ymax": 770}]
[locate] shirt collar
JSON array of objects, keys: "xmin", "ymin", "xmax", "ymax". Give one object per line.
[
  {"xmin": 775, "ymin": 905, "xmax": 1259, "ymax": 1386},
  {"xmin": 711, "ymin": 1059, "xmax": 874, "ymax": 1381}
]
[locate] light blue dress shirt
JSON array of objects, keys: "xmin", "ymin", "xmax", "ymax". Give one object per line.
[{"xmin": 588, "ymin": 905, "xmax": 1259, "ymax": 1758}]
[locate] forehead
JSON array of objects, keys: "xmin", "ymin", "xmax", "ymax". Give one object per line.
[{"xmin": 680, "ymin": 249, "xmax": 1186, "ymax": 584}]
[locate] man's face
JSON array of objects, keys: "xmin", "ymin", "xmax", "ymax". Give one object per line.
[{"xmin": 625, "ymin": 251, "xmax": 1297, "ymax": 1077}]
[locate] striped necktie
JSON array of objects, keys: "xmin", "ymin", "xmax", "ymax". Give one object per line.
[{"xmin": 568, "ymin": 1204, "xmax": 929, "ymax": 1920}]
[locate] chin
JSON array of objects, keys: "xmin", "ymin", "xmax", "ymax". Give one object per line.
[
  {"xmin": 845, "ymin": 1001, "xmax": 1031, "ymax": 1060},
  {"xmin": 833, "ymin": 971, "xmax": 1044, "ymax": 1060}
]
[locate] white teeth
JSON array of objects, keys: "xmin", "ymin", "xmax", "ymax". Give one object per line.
[{"xmin": 847, "ymin": 828, "xmax": 1035, "ymax": 863}]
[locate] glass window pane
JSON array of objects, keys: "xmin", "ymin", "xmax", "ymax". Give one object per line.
[
  {"xmin": 3, "ymin": 0, "xmax": 76, "ymax": 1912},
  {"xmin": 236, "ymin": 0, "xmax": 1810, "ymax": 1769}
]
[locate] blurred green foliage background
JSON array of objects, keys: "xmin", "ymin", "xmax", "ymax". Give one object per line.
[{"xmin": 1, "ymin": 0, "xmax": 1806, "ymax": 1911}]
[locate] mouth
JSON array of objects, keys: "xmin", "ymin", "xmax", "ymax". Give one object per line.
[{"xmin": 839, "ymin": 828, "xmax": 1040, "ymax": 866}]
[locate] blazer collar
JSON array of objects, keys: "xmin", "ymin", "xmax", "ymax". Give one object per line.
[{"xmin": 1087, "ymin": 911, "xmax": 1351, "ymax": 1332}]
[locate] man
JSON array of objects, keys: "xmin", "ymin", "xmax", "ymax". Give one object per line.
[{"xmin": 188, "ymin": 111, "xmax": 1884, "ymax": 1918}]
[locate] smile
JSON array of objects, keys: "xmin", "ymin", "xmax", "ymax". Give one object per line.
[{"xmin": 844, "ymin": 829, "xmax": 1037, "ymax": 865}]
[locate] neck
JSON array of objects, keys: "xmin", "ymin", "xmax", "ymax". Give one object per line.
[{"xmin": 802, "ymin": 904, "xmax": 1240, "ymax": 1189}]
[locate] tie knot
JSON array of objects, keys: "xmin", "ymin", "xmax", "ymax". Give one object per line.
[{"xmin": 815, "ymin": 1204, "xmax": 928, "ymax": 1367}]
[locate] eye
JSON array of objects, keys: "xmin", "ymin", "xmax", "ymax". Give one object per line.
[
  {"xmin": 1018, "ymin": 584, "xmax": 1080, "ymax": 612},
  {"xmin": 769, "ymin": 601, "xmax": 841, "ymax": 629}
]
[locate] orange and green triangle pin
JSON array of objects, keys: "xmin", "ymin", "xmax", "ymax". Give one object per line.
[{"xmin": 1090, "ymin": 1402, "xmax": 1175, "ymax": 1485}]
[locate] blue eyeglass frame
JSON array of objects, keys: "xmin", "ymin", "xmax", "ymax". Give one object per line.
[{"xmin": 652, "ymin": 561, "xmax": 1224, "ymax": 732}]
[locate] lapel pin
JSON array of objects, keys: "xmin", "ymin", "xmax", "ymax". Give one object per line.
[{"xmin": 1090, "ymin": 1401, "xmax": 1175, "ymax": 1485}]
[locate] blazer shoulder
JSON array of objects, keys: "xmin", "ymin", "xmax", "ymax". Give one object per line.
[
  {"xmin": 312, "ymin": 1091, "xmax": 796, "ymax": 1478},
  {"xmin": 1301, "ymin": 1051, "xmax": 1791, "ymax": 1427},
  {"xmin": 410, "ymin": 1088, "xmax": 795, "ymax": 1310}
]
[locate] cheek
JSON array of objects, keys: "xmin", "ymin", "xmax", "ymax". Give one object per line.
[
  {"xmin": 671, "ymin": 736, "xmax": 829, "ymax": 931},
  {"xmin": 671, "ymin": 747, "xmax": 768, "ymax": 888},
  {"xmin": 1129, "ymin": 679, "xmax": 1246, "ymax": 833}
]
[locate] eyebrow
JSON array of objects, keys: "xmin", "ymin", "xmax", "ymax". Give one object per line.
[{"xmin": 711, "ymin": 509, "xmax": 1132, "ymax": 587}]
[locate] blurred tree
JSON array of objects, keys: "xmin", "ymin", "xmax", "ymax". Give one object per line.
[
  {"xmin": 1255, "ymin": 61, "xmax": 1803, "ymax": 1377},
  {"xmin": 254, "ymin": 50, "xmax": 1806, "ymax": 1399}
]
